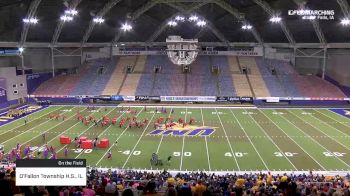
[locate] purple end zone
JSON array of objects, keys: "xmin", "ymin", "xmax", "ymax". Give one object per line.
[
  {"xmin": 0, "ymin": 105, "xmax": 47, "ymax": 126},
  {"xmin": 329, "ymin": 109, "xmax": 350, "ymax": 119}
]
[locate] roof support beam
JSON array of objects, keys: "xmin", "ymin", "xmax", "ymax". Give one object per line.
[
  {"xmin": 81, "ymin": 0, "xmax": 122, "ymax": 46},
  {"xmin": 311, "ymin": 20, "xmax": 327, "ymax": 44},
  {"xmin": 336, "ymin": 0, "xmax": 350, "ymax": 17},
  {"xmin": 112, "ymin": 0, "xmax": 157, "ymax": 44},
  {"xmin": 19, "ymin": 0, "xmax": 42, "ymax": 46},
  {"xmin": 51, "ymin": 0, "xmax": 83, "ymax": 46},
  {"xmin": 214, "ymin": 0, "xmax": 263, "ymax": 44},
  {"xmin": 252, "ymin": 0, "xmax": 295, "ymax": 45},
  {"xmin": 291, "ymin": 0, "xmax": 326, "ymax": 45},
  {"xmin": 166, "ymin": 2, "xmax": 229, "ymax": 44},
  {"xmin": 145, "ymin": 1, "xmax": 230, "ymax": 44}
]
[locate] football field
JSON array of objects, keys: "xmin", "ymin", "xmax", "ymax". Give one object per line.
[{"xmin": 1, "ymin": 105, "xmax": 350, "ymax": 174}]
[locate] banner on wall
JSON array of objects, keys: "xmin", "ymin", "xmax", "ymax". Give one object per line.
[
  {"xmin": 240, "ymin": 96, "xmax": 253, "ymax": 103},
  {"xmin": 0, "ymin": 78, "xmax": 7, "ymax": 103},
  {"xmin": 122, "ymin": 96, "xmax": 135, "ymax": 101},
  {"xmin": 135, "ymin": 96, "xmax": 150, "ymax": 101},
  {"xmin": 266, "ymin": 97, "xmax": 280, "ymax": 103},
  {"xmin": 111, "ymin": 96, "xmax": 124, "ymax": 101},
  {"xmin": 160, "ymin": 96, "xmax": 216, "ymax": 102},
  {"xmin": 216, "ymin": 97, "xmax": 228, "ymax": 102}
]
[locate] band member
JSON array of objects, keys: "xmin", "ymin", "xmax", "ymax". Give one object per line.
[
  {"xmin": 64, "ymin": 147, "xmax": 69, "ymax": 157},
  {"xmin": 42, "ymin": 133, "xmax": 46, "ymax": 141},
  {"xmin": 107, "ymin": 150, "xmax": 112, "ymax": 159}
]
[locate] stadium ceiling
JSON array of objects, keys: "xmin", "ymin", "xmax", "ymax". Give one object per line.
[{"xmin": 0, "ymin": 0, "xmax": 350, "ymax": 48}]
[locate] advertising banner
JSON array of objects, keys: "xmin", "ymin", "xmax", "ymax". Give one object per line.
[{"xmin": 160, "ymin": 96, "xmax": 216, "ymax": 102}]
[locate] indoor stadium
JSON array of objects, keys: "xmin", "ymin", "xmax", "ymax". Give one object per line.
[{"xmin": 0, "ymin": 0, "xmax": 350, "ymax": 195}]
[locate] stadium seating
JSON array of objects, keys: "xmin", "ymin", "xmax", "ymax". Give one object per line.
[
  {"xmin": 86, "ymin": 58, "xmax": 118, "ymax": 95},
  {"xmin": 227, "ymin": 56, "xmax": 241, "ymax": 73},
  {"xmin": 102, "ymin": 56, "xmax": 137, "ymax": 95},
  {"xmin": 69, "ymin": 59, "xmax": 113, "ymax": 96},
  {"xmin": 153, "ymin": 73, "xmax": 185, "ymax": 96},
  {"xmin": 32, "ymin": 55, "xmax": 347, "ymax": 98},
  {"xmin": 255, "ymin": 57, "xmax": 287, "ymax": 97},
  {"xmin": 132, "ymin": 55, "xmax": 147, "ymax": 72},
  {"xmin": 238, "ymin": 57, "xmax": 270, "ymax": 97},
  {"xmin": 33, "ymin": 75, "xmax": 67, "ymax": 96}
]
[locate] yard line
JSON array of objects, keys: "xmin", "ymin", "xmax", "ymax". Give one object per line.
[
  {"xmin": 244, "ymin": 109, "xmax": 297, "ymax": 170},
  {"xmin": 179, "ymin": 107, "xmax": 188, "ymax": 171},
  {"xmin": 200, "ymin": 108, "xmax": 211, "ymax": 171},
  {"xmin": 312, "ymin": 109, "xmax": 350, "ymax": 132},
  {"xmin": 316, "ymin": 109, "xmax": 350, "ymax": 128},
  {"xmin": 24, "ymin": 107, "xmax": 89, "ymax": 156},
  {"xmin": 278, "ymin": 110, "xmax": 350, "ymax": 168},
  {"xmin": 291, "ymin": 110, "xmax": 350, "ymax": 151},
  {"xmin": 259, "ymin": 109, "xmax": 326, "ymax": 170},
  {"xmin": 215, "ymin": 108, "xmax": 240, "ymax": 171},
  {"xmin": 4, "ymin": 106, "xmax": 78, "ymax": 155},
  {"xmin": 155, "ymin": 108, "xmax": 173, "ymax": 154},
  {"xmin": 0, "ymin": 106, "xmax": 64, "ymax": 135},
  {"xmin": 95, "ymin": 108, "xmax": 144, "ymax": 166},
  {"xmin": 55, "ymin": 108, "xmax": 118, "ymax": 155},
  {"xmin": 229, "ymin": 109, "xmax": 269, "ymax": 170},
  {"xmin": 121, "ymin": 113, "xmax": 156, "ymax": 169},
  {"xmin": 1, "ymin": 106, "xmax": 75, "ymax": 145},
  {"xmin": 75, "ymin": 109, "xmax": 125, "ymax": 159}
]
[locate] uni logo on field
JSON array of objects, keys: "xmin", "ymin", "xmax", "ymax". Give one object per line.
[
  {"xmin": 345, "ymin": 110, "xmax": 350, "ymax": 116},
  {"xmin": 147, "ymin": 123, "xmax": 216, "ymax": 136},
  {"xmin": 329, "ymin": 109, "xmax": 350, "ymax": 120}
]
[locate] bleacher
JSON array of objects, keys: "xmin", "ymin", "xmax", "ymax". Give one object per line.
[
  {"xmin": 32, "ymin": 55, "xmax": 347, "ymax": 98},
  {"xmin": 102, "ymin": 56, "xmax": 136, "ymax": 95},
  {"xmin": 238, "ymin": 56, "xmax": 270, "ymax": 97},
  {"xmin": 33, "ymin": 75, "xmax": 67, "ymax": 96}
]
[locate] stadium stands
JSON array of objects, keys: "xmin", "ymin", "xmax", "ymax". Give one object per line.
[
  {"xmin": 238, "ymin": 56, "xmax": 270, "ymax": 97},
  {"xmin": 86, "ymin": 58, "xmax": 118, "ymax": 95},
  {"xmin": 32, "ymin": 55, "xmax": 347, "ymax": 98},
  {"xmin": 119, "ymin": 55, "xmax": 147, "ymax": 95},
  {"xmin": 255, "ymin": 57, "xmax": 287, "ymax": 97},
  {"xmin": 33, "ymin": 75, "xmax": 67, "ymax": 96},
  {"xmin": 102, "ymin": 56, "xmax": 136, "ymax": 95}
]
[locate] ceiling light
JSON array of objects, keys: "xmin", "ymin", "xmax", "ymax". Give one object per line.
[
  {"xmin": 196, "ymin": 20, "xmax": 206, "ymax": 27},
  {"xmin": 269, "ymin": 16, "xmax": 282, "ymax": 23},
  {"xmin": 60, "ymin": 15, "xmax": 73, "ymax": 22},
  {"xmin": 65, "ymin": 9, "xmax": 78, "ymax": 16},
  {"xmin": 121, "ymin": 23, "xmax": 132, "ymax": 31},
  {"xmin": 189, "ymin": 15, "xmax": 199, "ymax": 22},
  {"xmin": 341, "ymin": 18, "xmax": 350, "ymax": 26},
  {"xmin": 168, "ymin": 20, "xmax": 177, "ymax": 26},
  {"xmin": 175, "ymin": 16, "xmax": 185, "ymax": 22},
  {"xmin": 242, "ymin": 24, "xmax": 252, "ymax": 30},
  {"xmin": 93, "ymin": 17, "xmax": 105, "ymax": 24},
  {"xmin": 23, "ymin": 17, "xmax": 38, "ymax": 24}
]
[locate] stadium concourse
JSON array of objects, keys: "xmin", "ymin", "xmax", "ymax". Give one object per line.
[{"xmin": 2, "ymin": 0, "xmax": 350, "ymax": 195}]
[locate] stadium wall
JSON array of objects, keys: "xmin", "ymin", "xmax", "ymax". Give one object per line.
[
  {"xmin": 326, "ymin": 50, "xmax": 350, "ymax": 87},
  {"xmin": 275, "ymin": 48, "xmax": 350, "ymax": 87},
  {"xmin": 0, "ymin": 67, "xmax": 27, "ymax": 100},
  {"xmin": 0, "ymin": 56, "xmax": 21, "ymax": 69},
  {"xmin": 22, "ymin": 48, "xmax": 81, "ymax": 72}
]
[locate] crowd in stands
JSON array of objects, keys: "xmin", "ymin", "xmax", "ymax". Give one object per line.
[{"xmin": 1, "ymin": 166, "xmax": 350, "ymax": 196}]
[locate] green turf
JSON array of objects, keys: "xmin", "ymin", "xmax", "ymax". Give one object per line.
[{"xmin": 1, "ymin": 105, "xmax": 350, "ymax": 172}]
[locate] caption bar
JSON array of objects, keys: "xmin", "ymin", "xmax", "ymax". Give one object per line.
[{"xmin": 16, "ymin": 159, "xmax": 86, "ymax": 186}]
